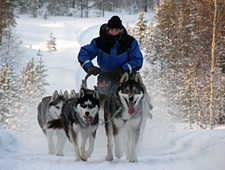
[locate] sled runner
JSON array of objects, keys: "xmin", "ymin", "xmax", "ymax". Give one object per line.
[{"xmin": 82, "ymin": 71, "xmax": 120, "ymax": 96}]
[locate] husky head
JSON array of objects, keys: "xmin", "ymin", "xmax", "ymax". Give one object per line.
[
  {"xmin": 118, "ymin": 72, "xmax": 144, "ymax": 115},
  {"xmin": 49, "ymin": 90, "xmax": 69, "ymax": 117},
  {"xmin": 76, "ymin": 88, "xmax": 100, "ymax": 124},
  {"xmin": 70, "ymin": 89, "xmax": 77, "ymax": 98}
]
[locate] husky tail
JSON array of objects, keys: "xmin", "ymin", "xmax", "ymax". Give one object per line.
[{"xmin": 44, "ymin": 119, "xmax": 63, "ymax": 130}]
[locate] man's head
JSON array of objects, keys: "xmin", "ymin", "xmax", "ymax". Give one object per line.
[{"xmin": 107, "ymin": 16, "xmax": 123, "ymax": 36}]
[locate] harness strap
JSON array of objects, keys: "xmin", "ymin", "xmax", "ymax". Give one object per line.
[{"xmin": 98, "ymin": 107, "xmax": 122, "ymax": 126}]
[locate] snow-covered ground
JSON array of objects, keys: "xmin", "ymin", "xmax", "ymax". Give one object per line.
[{"xmin": 0, "ymin": 11, "xmax": 225, "ymax": 170}]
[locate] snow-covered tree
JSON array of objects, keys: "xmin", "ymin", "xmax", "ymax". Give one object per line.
[
  {"xmin": 0, "ymin": 63, "xmax": 20, "ymax": 129},
  {"xmin": 4, "ymin": 57, "xmax": 49, "ymax": 134},
  {"xmin": 35, "ymin": 57, "xmax": 49, "ymax": 96},
  {"xmin": 46, "ymin": 0, "xmax": 70, "ymax": 16},
  {"xmin": 46, "ymin": 32, "xmax": 57, "ymax": 53},
  {"xmin": 142, "ymin": 0, "xmax": 225, "ymax": 128},
  {"xmin": 125, "ymin": 22, "xmax": 134, "ymax": 37},
  {"xmin": 0, "ymin": 0, "xmax": 16, "ymax": 45},
  {"xmin": 30, "ymin": 0, "xmax": 39, "ymax": 18},
  {"xmin": 133, "ymin": 10, "xmax": 147, "ymax": 46}
]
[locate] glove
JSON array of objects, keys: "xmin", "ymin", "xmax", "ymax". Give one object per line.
[
  {"xmin": 88, "ymin": 66, "xmax": 101, "ymax": 76},
  {"xmin": 111, "ymin": 67, "xmax": 124, "ymax": 74}
]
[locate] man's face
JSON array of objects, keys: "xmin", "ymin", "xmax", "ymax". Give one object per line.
[{"xmin": 108, "ymin": 28, "xmax": 120, "ymax": 36}]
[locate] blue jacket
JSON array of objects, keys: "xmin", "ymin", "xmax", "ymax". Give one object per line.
[{"xmin": 78, "ymin": 26, "xmax": 143, "ymax": 74}]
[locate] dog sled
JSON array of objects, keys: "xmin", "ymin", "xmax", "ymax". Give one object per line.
[
  {"xmin": 81, "ymin": 71, "xmax": 153, "ymax": 113},
  {"xmin": 81, "ymin": 71, "xmax": 153, "ymax": 162},
  {"xmin": 39, "ymin": 71, "xmax": 153, "ymax": 162},
  {"xmin": 81, "ymin": 71, "xmax": 120, "ymax": 96}
]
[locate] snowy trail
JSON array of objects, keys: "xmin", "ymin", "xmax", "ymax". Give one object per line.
[{"xmin": 1, "ymin": 13, "xmax": 225, "ymax": 170}]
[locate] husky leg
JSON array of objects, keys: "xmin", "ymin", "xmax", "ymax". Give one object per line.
[
  {"xmin": 80, "ymin": 131, "xmax": 88, "ymax": 161},
  {"xmin": 105, "ymin": 122, "xmax": 113, "ymax": 161},
  {"xmin": 126, "ymin": 129, "xmax": 132, "ymax": 160},
  {"xmin": 56, "ymin": 129, "xmax": 66, "ymax": 156},
  {"xmin": 129, "ymin": 128, "xmax": 140, "ymax": 163},
  {"xmin": 46, "ymin": 129, "xmax": 56, "ymax": 155},
  {"xmin": 69, "ymin": 129, "xmax": 81, "ymax": 161},
  {"xmin": 114, "ymin": 128, "xmax": 123, "ymax": 159},
  {"xmin": 85, "ymin": 130, "xmax": 96, "ymax": 158}
]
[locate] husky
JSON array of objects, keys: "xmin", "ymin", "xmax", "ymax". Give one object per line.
[
  {"xmin": 37, "ymin": 90, "xmax": 69, "ymax": 156},
  {"xmin": 104, "ymin": 72, "xmax": 148, "ymax": 162},
  {"xmin": 46, "ymin": 88, "xmax": 100, "ymax": 161}
]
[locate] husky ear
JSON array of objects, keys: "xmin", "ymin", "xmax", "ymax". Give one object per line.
[
  {"xmin": 78, "ymin": 88, "xmax": 85, "ymax": 98},
  {"xmin": 51, "ymin": 90, "xmax": 58, "ymax": 101},
  {"xmin": 134, "ymin": 72, "xmax": 143, "ymax": 85},
  {"xmin": 92, "ymin": 89, "xmax": 99, "ymax": 99},
  {"xmin": 70, "ymin": 89, "xmax": 77, "ymax": 98},
  {"xmin": 120, "ymin": 72, "xmax": 129, "ymax": 84},
  {"xmin": 64, "ymin": 90, "xmax": 69, "ymax": 100}
]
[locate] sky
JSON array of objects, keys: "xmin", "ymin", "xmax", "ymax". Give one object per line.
[{"xmin": 0, "ymin": 11, "xmax": 225, "ymax": 170}]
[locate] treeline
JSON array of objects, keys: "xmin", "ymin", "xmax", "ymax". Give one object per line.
[
  {"xmin": 0, "ymin": 1, "xmax": 48, "ymax": 133},
  {"xmin": 13, "ymin": 0, "xmax": 160, "ymax": 18},
  {"xmin": 0, "ymin": 57, "xmax": 48, "ymax": 133},
  {"xmin": 130, "ymin": 1, "xmax": 224, "ymax": 129},
  {"xmin": 1, "ymin": 0, "xmax": 224, "ymax": 131}
]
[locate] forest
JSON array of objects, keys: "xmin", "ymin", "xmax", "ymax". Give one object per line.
[{"xmin": 0, "ymin": 0, "xmax": 224, "ymax": 130}]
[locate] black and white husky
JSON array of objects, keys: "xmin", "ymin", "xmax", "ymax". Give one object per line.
[
  {"xmin": 104, "ymin": 72, "xmax": 148, "ymax": 162},
  {"xmin": 37, "ymin": 90, "xmax": 70, "ymax": 155},
  {"xmin": 46, "ymin": 88, "xmax": 100, "ymax": 161}
]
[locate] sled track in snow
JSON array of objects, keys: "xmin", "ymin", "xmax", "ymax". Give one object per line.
[{"xmin": 78, "ymin": 25, "xmax": 100, "ymax": 46}]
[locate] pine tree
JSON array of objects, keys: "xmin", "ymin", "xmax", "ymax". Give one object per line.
[
  {"xmin": 30, "ymin": 0, "xmax": 39, "ymax": 18},
  {"xmin": 133, "ymin": 10, "xmax": 147, "ymax": 46},
  {"xmin": 11, "ymin": 57, "xmax": 48, "ymax": 135},
  {"xmin": 144, "ymin": 0, "xmax": 225, "ymax": 128},
  {"xmin": 46, "ymin": 32, "xmax": 57, "ymax": 53},
  {"xmin": 35, "ymin": 57, "xmax": 49, "ymax": 96},
  {"xmin": 125, "ymin": 22, "xmax": 134, "ymax": 37},
  {"xmin": 0, "ymin": 63, "xmax": 20, "ymax": 129},
  {"xmin": 0, "ymin": 0, "xmax": 16, "ymax": 45}
]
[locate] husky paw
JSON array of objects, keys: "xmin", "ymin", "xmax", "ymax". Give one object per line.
[
  {"xmin": 56, "ymin": 153, "xmax": 63, "ymax": 156},
  {"xmin": 85, "ymin": 151, "xmax": 92, "ymax": 158},
  {"xmin": 115, "ymin": 149, "xmax": 123, "ymax": 159},
  {"xmin": 48, "ymin": 150, "xmax": 56, "ymax": 155},
  {"xmin": 81, "ymin": 156, "xmax": 87, "ymax": 161},
  {"xmin": 80, "ymin": 152, "xmax": 87, "ymax": 161},
  {"xmin": 105, "ymin": 154, "xmax": 113, "ymax": 161},
  {"xmin": 129, "ymin": 156, "xmax": 138, "ymax": 163},
  {"xmin": 129, "ymin": 159, "xmax": 138, "ymax": 163},
  {"xmin": 74, "ymin": 157, "xmax": 82, "ymax": 162}
]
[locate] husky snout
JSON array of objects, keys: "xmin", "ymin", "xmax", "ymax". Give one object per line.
[{"xmin": 85, "ymin": 111, "xmax": 90, "ymax": 116}]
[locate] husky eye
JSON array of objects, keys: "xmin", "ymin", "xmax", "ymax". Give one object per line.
[
  {"xmin": 132, "ymin": 87, "xmax": 139, "ymax": 94},
  {"xmin": 81, "ymin": 104, "xmax": 86, "ymax": 107},
  {"xmin": 56, "ymin": 106, "xmax": 60, "ymax": 109},
  {"xmin": 88, "ymin": 104, "xmax": 94, "ymax": 108},
  {"xmin": 123, "ymin": 88, "xmax": 129, "ymax": 93}
]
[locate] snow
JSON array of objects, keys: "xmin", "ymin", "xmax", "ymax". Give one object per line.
[{"xmin": 1, "ymin": 11, "xmax": 225, "ymax": 170}]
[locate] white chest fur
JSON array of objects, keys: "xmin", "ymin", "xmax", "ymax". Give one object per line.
[{"xmin": 113, "ymin": 110, "xmax": 141, "ymax": 129}]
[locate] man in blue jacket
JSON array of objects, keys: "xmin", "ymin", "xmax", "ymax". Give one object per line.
[{"xmin": 78, "ymin": 16, "xmax": 143, "ymax": 94}]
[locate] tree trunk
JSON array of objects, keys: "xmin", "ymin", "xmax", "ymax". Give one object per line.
[{"xmin": 209, "ymin": 0, "xmax": 218, "ymax": 130}]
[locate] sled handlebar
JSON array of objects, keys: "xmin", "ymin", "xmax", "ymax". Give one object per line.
[
  {"xmin": 81, "ymin": 70, "xmax": 112, "ymax": 88},
  {"xmin": 81, "ymin": 73, "xmax": 92, "ymax": 88}
]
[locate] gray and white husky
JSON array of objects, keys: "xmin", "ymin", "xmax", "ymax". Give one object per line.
[
  {"xmin": 104, "ymin": 72, "xmax": 148, "ymax": 162},
  {"xmin": 46, "ymin": 88, "xmax": 100, "ymax": 161},
  {"xmin": 37, "ymin": 90, "xmax": 70, "ymax": 155}
]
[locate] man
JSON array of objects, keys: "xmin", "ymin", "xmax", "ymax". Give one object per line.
[
  {"xmin": 78, "ymin": 16, "xmax": 143, "ymax": 95},
  {"xmin": 78, "ymin": 15, "xmax": 153, "ymax": 118}
]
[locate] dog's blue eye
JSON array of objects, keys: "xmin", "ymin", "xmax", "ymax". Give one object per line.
[{"xmin": 88, "ymin": 104, "xmax": 94, "ymax": 108}]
